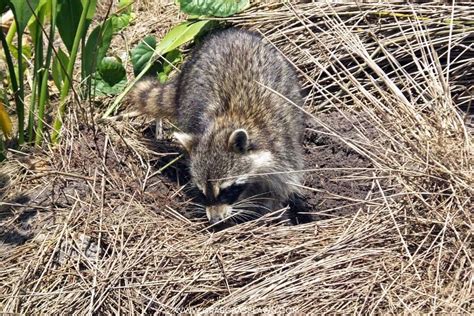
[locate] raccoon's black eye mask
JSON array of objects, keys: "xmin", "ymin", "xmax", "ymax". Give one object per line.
[
  {"xmin": 218, "ymin": 183, "xmax": 247, "ymax": 204},
  {"xmin": 191, "ymin": 183, "xmax": 247, "ymax": 206}
]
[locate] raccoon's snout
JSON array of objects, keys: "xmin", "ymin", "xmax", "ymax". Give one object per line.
[{"xmin": 206, "ymin": 204, "xmax": 232, "ymax": 224}]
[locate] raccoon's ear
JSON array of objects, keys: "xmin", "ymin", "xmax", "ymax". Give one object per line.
[
  {"xmin": 174, "ymin": 132, "xmax": 194, "ymax": 153},
  {"xmin": 228, "ymin": 129, "xmax": 249, "ymax": 154}
]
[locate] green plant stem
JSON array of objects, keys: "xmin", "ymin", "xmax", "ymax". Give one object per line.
[
  {"xmin": 28, "ymin": 20, "xmax": 44, "ymax": 142},
  {"xmin": 51, "ymin": 0, "xmax": 92, "ymax": 143},
  {"xmin": 36, "ymin": 0, "xmax": 57, "ymax": 145},
  {"xmin": 0, "ymin": 29, "xmax": 21, "ymax": 120},
  {"xmin": 16, "ymin": 30, "xmax": 25, "ymax": 144},
  {"xmin": 5, "ymin": 20, "xmax": 16, "ymax": 47}
]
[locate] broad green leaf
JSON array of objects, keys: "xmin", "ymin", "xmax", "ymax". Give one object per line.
[
  {"xmin": 10, "ymin": 0, "xmax": 40, "ymax": 34},
  {"xmin": 83, "ymin": 25, "xmax": 100, "ymax": 78},
  {"xmin": 130, "ymin": 21, "xmax": 210, "ymax": 77},
  {"xmin": 52, "ymin": 48, "xmax": 69, "ymax": 91},
  {"xmin": 57, "ymin": 0, "xmax": 82, "ymax": 53},
  {"xmin": 94, "ymin": 76, "xmax": 127, "ymax": 96},
  {"xmin": 156, "ymin": 20, "xmax": 211, "ymax": 53},
  {"xmin": 83, "ymin": 19, "xmax": 113, "ymax": 78},
  {"xmin": 131, "ymin": 35, "xmax": 156, "ymax": 76},
  {"xmin": 0, "ymin": 101, "xmax": 12, "ymax": 138},
  {"xmin": 96, "ymin": 19, "xmax": 113, "ymax": 63},
  {"xmin": 111, "ymin": 13, "xmax": 132, "ymax": 32},
  {"xmin": 98, "ymin": 56, "xmax": 126, "ymax": 86},
  {"xmin": 178, "ymin": 0, "xmax": 249, "ymax": 17}
]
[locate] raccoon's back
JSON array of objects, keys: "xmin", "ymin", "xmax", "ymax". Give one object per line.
[{"xmin": 176, "ymin": 29, "xmax": 304, "ymax": 135}]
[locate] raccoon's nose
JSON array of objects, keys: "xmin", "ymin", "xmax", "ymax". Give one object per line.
[{"xmin": 209, "ymin": 215, "xmax": 223, "ymax": 225}]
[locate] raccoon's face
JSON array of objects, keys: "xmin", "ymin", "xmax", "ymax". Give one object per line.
[{"xmin": 174, "ymin": 128, "xmax": 274, "ymax": 224}]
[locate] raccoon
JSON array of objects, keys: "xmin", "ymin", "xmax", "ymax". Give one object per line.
[{"xmin": 130, "ymin": 28, "xmax": 305, "ymax": 224}]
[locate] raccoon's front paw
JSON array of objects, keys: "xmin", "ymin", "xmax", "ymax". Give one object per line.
[{"xmin": 287, "ymin": 194, "xmax": 312, "ymax": 225}]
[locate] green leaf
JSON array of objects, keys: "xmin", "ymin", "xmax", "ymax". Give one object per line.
[
  {"xmin": 160, "ymin": 49, "xmax": 182, "ymax": 76},
  {"xmin": 157, "ymin": 20, "xmax": 211, "ymax": 53},
  {"xmin": 52, "ymin": 48, "xmax": 69, "ymax": 91},
  {"xmin": 57, "ymin": 0, "xmax": 82, "ymax": 53},
  {"xmin": 130, "ymin": 21, "xmax": 211, "ymax": 77},
  {"xmin": 177, "ymin": 0, "xmax": 249, "ymax": 17},
  {"xmin": 83, "ymin": 19, "xmax": 113, "ymax": 78},
  {"xmin": 110, "ymin": 0, "xmax": 134, "ymax": 32},
  {"xmin": 111, "ymin": 13, "xmax": 132, "ymax": 32},
  {"xmin": 131, "ymin": 35, "xmax": 156, "ymax": 76},
  {"xmin": 94, "ymin": 75, "xmax": 127, "ymax": 96},
  {"xmin": 98, "ymin": 56, "xmax": 126, "ymax": 86},
  {"xmin": 10, "ymin": 0, "xmax": 41, "ymax": 34},
  {"xmin": 27, "ymin": 0, "xmax": 49, "ymax": 45},
  {"xmin": 82, "ymin": 0, "xmax": 96, "ymax": 20}
]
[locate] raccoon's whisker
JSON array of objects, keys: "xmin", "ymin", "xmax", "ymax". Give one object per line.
[
  {"xmin": 229, "ymin": 211, "xmax": 251, "ymax": 222},
  {"xmin": 228, "ymin": 208, "xmax": 255, "ymax": 221},
  {"xmin": 235, "ymin": 193, "xmax": 270, "ymax": 204},
  {"xmin": 235, "ymin": 196, "xmax": 274, "ymax": 205},
  {"xmin": 237, "ymin": 204, "xmax": 272, "ymax": 213},
  {"xmin": 188, "ymin": 201, "xmax": 206, "ymax": 209},
  {"xmin": 211, "ymin": 167, "xmax": 380, "ymax": 182},
  {"xmin": 232, "ymin": 208, "xmax": 261, "ymax": 218}
]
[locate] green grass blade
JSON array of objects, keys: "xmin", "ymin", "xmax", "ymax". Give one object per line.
[
  {"xmin": 51, "ymin": 0, "xmax": 93, "ymax": 143},
  {"xmin": 36, "ymin": 0, "xmax": 57, "ymax": 145}
]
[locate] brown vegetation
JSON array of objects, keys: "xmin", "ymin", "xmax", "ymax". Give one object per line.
[{"xmin": 1, "ymin": 1, "xmax": 472, "ymax": 313}]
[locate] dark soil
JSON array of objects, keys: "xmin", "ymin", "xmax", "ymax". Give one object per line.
[
  {"xmin": 302, "ymin": 111, "xmax": 377, "ymax": 220},
  {"xmin": 0, "ymin": 110, "xmax": 380, "ymax": 250}
]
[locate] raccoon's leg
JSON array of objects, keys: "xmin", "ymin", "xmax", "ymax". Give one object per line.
[
  {"xmin": 155, "ymin": 118, "xmax": 163, "ymax": 140},
  {"xmin": 286, "ymin": 193, "xmax": 312, "ymax": 225}
]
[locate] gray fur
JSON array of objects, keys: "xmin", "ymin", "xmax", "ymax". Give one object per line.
[{"xmin": 130, "ymin": 28, "xmax": 305, "ymax": 223}]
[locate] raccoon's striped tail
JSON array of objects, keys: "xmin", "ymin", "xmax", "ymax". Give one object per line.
[{"xmin": 121, "ymin": 77, "xmax": 177, "ymax": 121}]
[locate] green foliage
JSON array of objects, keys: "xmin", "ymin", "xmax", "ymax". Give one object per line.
[
  {"xmin": 131, "ymin": 36, "xmax": 156, "ymax": 76},
  {"xmin": 178, "ymin": 0, "xmax": 249, "ymax": 17},
  {"xmin": 56, "ymin": 0, "xmax": 82, "ymax": 53},
  {"xmin": 94, "ymin": 74, "xmax": 127, "ymax": 96},
  {"xmin": 111, "ymin": 0, "xmax": 134, "ymax": 32},
  {"xmin": 10, "ymin": 0, "xmax": 40, "ymax": 34},
  {"xmin": 129, "ymin": 20, "xmax": 213, "ymax": 81},
  {"xmin": 83, "ymin": 19, "xmax": 113, "ymax": 80},
  {"xmin": 99, "ymin": 57, "xmax": 126, "ymax": 86},
  {"xmin": 0, "ymin": 0, "xmax": 250, "ymax": 154},
  {"xmin": 0, "ymin": 0, "xmax": 120, "ymax": 146},
  {"xmin": 51, "ymin": 47, "xmax": 69, "ymax": 91},
  {"xmin": 103, "ymin": 20, "xmax": 213, "ymax": 117},
  {"xmin": 157, "ymin": 50, "xmax": 183, "ymax": 83},
  {"xmin": 7, "ymin": 0, "xmax": 40, "ymax": 144}
]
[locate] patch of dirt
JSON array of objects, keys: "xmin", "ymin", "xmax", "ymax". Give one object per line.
[
  {"xmin": 302, "ymin": 111, "xmax": 378, "ymax": 219},
  {"xmin": 1, "ymin": 110, "xmax": 383, "ymax": 252}
]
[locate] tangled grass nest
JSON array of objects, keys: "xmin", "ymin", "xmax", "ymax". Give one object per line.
[{"xmin": 1, "ymin": 1, "xmax": 472, "ymax": 313}]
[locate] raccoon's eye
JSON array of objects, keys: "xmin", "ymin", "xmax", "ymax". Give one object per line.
[
  {"xmin": 218, "ymin": 184, "xmax": 246, "ymax": 204},
  {"xmin": 190, "ymin": 187, "xmax": 206, "ymax": 203}
]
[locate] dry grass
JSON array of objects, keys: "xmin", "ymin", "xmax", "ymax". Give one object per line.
[{"xmin": 0, "ymin": 1, "xmax": 473, "ymax": 314}]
